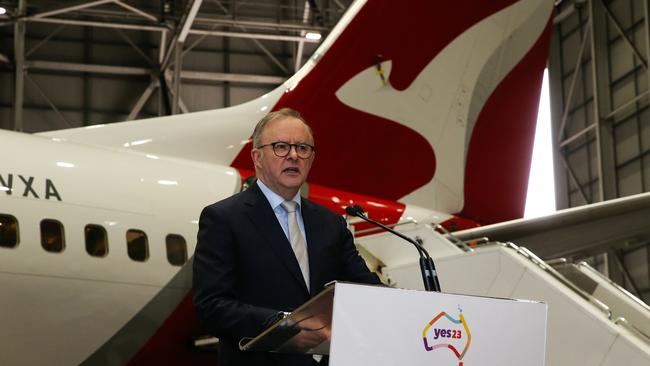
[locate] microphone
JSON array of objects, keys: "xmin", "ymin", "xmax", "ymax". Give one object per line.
[
  {"xmin": 346, "ymin": 205, "xmax": 441, "ymax": 292},
  {"xmin": 344, "ymin": 205, "xmax": 364, "ymax": 216}
]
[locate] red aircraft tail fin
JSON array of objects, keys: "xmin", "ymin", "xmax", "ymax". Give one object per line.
[{"xmin": 232, "ymin": 0, "xmax": 554, "ymax": 224}]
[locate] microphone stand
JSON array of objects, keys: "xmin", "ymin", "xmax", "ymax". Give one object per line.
[{"xmin": 346, "ymin": 206, "xmax": 441, "ymax": 292}]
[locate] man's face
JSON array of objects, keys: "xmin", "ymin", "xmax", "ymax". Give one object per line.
[{"xmin": 251, "ymin": 117, "xmax": 315, "ymax": 200}]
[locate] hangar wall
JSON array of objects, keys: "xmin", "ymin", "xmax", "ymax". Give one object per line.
[{"xmin": 549, "ymin": 0, "xmax": 650, "ymax": 304}]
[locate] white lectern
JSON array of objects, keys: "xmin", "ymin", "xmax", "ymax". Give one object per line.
[{"xmin": 241, "ymin": 282, "xmax": 547, "ymax": 366}]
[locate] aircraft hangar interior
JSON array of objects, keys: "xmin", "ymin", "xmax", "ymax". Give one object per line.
[
  {"xmin": 550, "ymin": 0, "xmax": 650, "ymax": 304},
  {"xmin": 0, "ymin": 0, "xmax": 650, "ymax": 365}
]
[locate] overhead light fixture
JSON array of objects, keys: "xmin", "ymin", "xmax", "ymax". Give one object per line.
[
  {"xmin": 305, "ymin": 32, "xmax": 322, "ymax": 40},
  {"xmin": 0, "ymin": 7, "xmax": 7, "ymax": 15}
]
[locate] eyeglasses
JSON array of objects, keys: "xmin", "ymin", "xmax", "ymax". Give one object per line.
[{"xmin": 257, "ymin": 141, "xmax": 315, "ymax": 159}]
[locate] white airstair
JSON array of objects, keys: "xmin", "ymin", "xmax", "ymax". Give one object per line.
[
  {"xmin": 353, "ymin": 222, "xmax": 650, "ymax": 366},
  {"xmin": 549, "ymin": 258, "xmax": 650, "ymax": 339}
]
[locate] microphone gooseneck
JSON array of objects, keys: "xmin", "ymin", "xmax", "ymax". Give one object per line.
[{"xmin": 346, "ymin": 204, "xmax": 441, "ymax": 292}]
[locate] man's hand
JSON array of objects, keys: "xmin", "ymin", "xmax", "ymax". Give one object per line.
[
  {"xmin": 291, "ymin": 327, "xmax": 330, "ymax": 350},
  {"xmin": 284, "ymin": 313, "xmax": 331, "ymax": 350}
]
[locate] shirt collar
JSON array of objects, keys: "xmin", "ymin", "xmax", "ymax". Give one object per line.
[{"xmin": 257, "ymin": 179, "xmax": 301, "ymax": 211}]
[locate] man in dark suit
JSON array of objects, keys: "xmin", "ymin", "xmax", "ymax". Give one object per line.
[{"xmin": 193, "ymin": 108, "xmax": 381, "ymax": 366}]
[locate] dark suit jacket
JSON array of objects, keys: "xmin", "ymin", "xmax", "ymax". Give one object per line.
[{"xmin": 192, "ymin": 183, "xmax": 381, "ymax": 366}]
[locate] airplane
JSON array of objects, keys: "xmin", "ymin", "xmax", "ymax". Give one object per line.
[{"xmin": 2, "ymin": 0, "xmax": 648, "ymax": 365}]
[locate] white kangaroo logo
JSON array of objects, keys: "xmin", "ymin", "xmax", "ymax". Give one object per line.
[{"xmin": 335, "ymin": 0, "xmax": 552, "ymax": 213}]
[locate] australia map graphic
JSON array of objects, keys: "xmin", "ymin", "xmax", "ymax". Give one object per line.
[{"xmin": 422, "ymin": 307, "xmax": 471, "ymax": 366}]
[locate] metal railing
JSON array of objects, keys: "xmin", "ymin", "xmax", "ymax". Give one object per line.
[
  {"xmin": 498, "ymin": 241, "xmax": 613, "ymax": 320},
  {"xmin": 545, "ymin": 257, "xmax": 569, "ymax": 266},
  {"xmin": 435, "ymin": 223, "xmax": 475, "ymax": 252},
  {"xmin": 577, "ymin": 261, "xmax": 650, "ymax": 314},
  {"xmin": 494, "ymin": 241, "xmax": 650, "ymax": 344},
  {"xmin": 614, "ymin": 317, "xmax": 650, "ymax": 344},
  {"xmin": 351, "ymin": 219, "xmax": 419, "ymax": 236}
]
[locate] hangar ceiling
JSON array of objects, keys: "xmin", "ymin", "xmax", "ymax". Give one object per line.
[{"xmin": 0, "ymin": 0, "xmax": 350, "ymax": 132}]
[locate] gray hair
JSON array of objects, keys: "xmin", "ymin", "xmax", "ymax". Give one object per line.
[{"xmin": 252, "ymin": 108, "xmax": 313, "ymax": 148}]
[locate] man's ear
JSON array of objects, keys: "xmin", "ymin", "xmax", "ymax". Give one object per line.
[{"xmin": 251, "ymin": 148, "xmax": 263, "ymax": 168}]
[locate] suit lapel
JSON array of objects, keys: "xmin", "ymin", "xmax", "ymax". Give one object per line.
[
  {"xmin": 301, "ymin": 198, "xmax": 324, "ymax": 294},
  {"xmin": 243, "ymin": 184, "xmax": 309, "ymax": 295}
]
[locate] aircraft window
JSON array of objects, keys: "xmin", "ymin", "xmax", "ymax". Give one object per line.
[
  {"xmin": 166, "ymin": 234, "xmax": 187, "ymax": 266},
  {"xmin": 41, "ymin": 219, "xmax": 65, "ymax": 253},
  {"xmin": 0, "ymin": 214, "xmax": 19, "ymax": 248},
  {"xmin": 85, "ymin": 224, "xmax": 108, "ymax": 257},
  {"xmin": 126, "ymin": 229, "xmax": 149, "ymax": 262}
]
